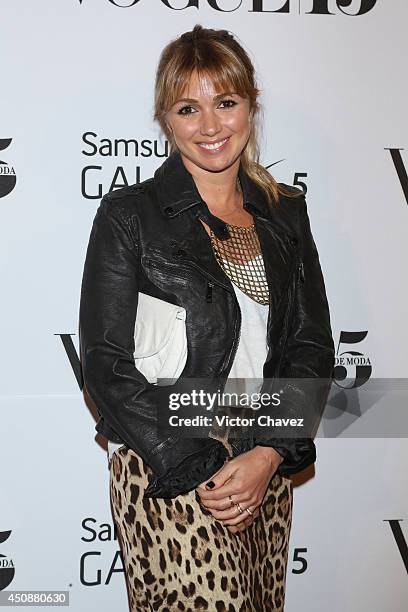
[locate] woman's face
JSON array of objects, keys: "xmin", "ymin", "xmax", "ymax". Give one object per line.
[{"xmin": 165, "ymin": 69, "xmax": 252, "ymax": 175}]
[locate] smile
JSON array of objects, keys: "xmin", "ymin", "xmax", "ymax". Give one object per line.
[{"xmin": 197, "ymin": 137, "xmax": 229, "ymax": 151}]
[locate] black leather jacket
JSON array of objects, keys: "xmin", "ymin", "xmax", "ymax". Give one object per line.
[{"xmin": 79, "ymin": 150, "xmax": 335, "ymax": 498}]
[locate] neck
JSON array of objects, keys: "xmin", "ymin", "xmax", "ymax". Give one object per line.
[{"xmin": 181, "ymin": 153, "xmax": 242, "ymax": 214}]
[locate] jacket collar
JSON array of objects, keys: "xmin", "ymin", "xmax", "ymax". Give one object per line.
[
  {"xmin": 152, "ymin": 150, "xmax": 298, "ymax": 309},
  {"xmin": 153, "ymin": 149, "xmax": 271, "ymax": 225}
]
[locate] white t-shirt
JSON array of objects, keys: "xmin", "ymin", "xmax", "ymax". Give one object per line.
[{"xmin": 226, "ymin": 282, "xmax": 269, "ymax": 394}]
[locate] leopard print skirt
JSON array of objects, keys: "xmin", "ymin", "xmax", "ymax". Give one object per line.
[{"xmin": 109, "ymin": 445, "xmax": 293, "ymax": 612}]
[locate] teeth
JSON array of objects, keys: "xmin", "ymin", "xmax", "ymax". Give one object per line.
[{"xmin": 199, "ymin": 138, "xmax": 228, "ymax": 150}]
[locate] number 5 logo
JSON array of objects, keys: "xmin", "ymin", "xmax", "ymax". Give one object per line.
[
  {"xmin": 292, "ymin": 547, "xmax": 308, "ymax": 574},
  {"xmin": 0, "ymin": 530, "xmax": 15, "ymax": 590},
  {"xmin": 0, "ymin": 138, "xmax": 17, "ymax": 198},
  {"xmin": 334, "ymin": 330, "xmax": 372, "ymax": 388}
]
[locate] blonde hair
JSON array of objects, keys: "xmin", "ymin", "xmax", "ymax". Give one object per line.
[{"xmin": 153, "ymin": 24, "xmax": 303, "ymax": 208}]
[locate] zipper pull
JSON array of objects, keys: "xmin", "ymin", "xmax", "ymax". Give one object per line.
[
  {"xmin": 206, "ymin": 282, "xmax": 213, "ymax": 303},
  {"xmin": 298, "ymin": 261, "xmax": 305, "ymax": 283}
]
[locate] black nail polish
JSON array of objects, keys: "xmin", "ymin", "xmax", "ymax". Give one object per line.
[{"xmin": 206, "ymin": 480, "xmax": 215, "ymax": 489}]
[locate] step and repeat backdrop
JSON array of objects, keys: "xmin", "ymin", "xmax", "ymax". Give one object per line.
[{"xmin": 1, "ymin": 1, "xmax": 407, "ymax": 610}]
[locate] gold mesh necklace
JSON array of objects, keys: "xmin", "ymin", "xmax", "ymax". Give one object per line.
[{"xmin": 209, "ymin": 221, "xmax": 270, "ymax": 305}]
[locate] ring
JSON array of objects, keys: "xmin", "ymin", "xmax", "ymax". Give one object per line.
[
  {"xmin": 228, "ymin": 495, "xmax": 235, "ymax": 508},
  {"xmin": 235, "ymin": 503, "xmax": 244, "ymax": 514},
  {"xmin": 245, "ymin": 507, "xmax": 253, "ymax": 516}
]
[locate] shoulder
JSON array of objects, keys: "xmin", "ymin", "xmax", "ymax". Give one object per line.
[
  {"xmin": 98, "ymin": 176, "xmax": 155, "ymax": 221},
  {"xmin": 277, "ymin": 182, "xmax": 306, "ymax": 206},
  {"xmin": 274, "ymin": 182, "xmax": 307, "ymax": 224}
]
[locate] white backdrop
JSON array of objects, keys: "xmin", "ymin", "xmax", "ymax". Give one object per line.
[{"xmin": 1, "ymin": 1, "xmax": 407, "ymax": 610}]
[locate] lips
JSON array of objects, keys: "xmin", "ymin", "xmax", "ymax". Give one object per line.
[{"xmin": 197, "ymin": 137, "xmax": 230, "ymax": 152}]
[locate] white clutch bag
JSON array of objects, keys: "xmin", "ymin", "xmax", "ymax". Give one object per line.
[
  {"xmin": 133, "ymin": 292, "xmax": 188, "ymax": 384},
  {"xmin": 107, "ymin": 292, "xmax": 188, "ymax": 463}
]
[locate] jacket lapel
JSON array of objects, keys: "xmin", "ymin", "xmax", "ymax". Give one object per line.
[
  {"xmin": 153, "ymin": 150, "xmax": 299, "ymax": 314},
  {"xmin": 253, "ymin": 215, "xmax": 299, "ymax": 317}
]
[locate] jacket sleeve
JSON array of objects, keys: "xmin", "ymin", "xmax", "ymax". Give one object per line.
[
  {"xmin": 79, "ymin": 195, "xmax": 228, "ymax": 497},
  {"xmin": 254, "ymin": 190, "xmax": 335, "ymax": 474}
]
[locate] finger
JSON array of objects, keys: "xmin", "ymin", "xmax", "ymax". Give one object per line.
[
  {"xmin": 224, "ymin": 511, "xmax": 260, "ymax": 533},
  {"xmin": 196, "ymin": 458, "xmax": 230, "ymax": 492},
  {"xmin": 207, "ymin": 503, "xmax": 250, "ymax": 522},
  {"xmin": 198, "ymin": 476, "xmax": 246, "ymax": 501},
  {"xmin": 196, "ymin": 462, "xmax": 236, "ymax": 495},
  {"xmin": 195, "ymin": 458, "xmax": 230, "ymax": 489},
  {"xmin": 223, "ymin": 505, "xmax": 259, "ymax": 526},
  {"xmin": 198, "ymin": 488, "xmax": 244, "ymax": 511},
  {"xmin": 201, "ymin": 499, "xmax": 236, "ymax": 518},
  {"xmin": 226, "ymin": 514, "xmax": 254, "ymax": 533}
]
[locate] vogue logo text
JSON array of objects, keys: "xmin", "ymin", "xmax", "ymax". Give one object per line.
[{"xmin": 77, "ymin": 0, "xmax": 377, "ymax": 16}]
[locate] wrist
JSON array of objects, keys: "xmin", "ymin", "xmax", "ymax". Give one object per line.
[{"xmin": 252, "ymin": 445, "xmax": 284, "ymax": 467}]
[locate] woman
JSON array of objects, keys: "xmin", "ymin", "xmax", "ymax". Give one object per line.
[{"xmin": 79, "ymin": 25, "xmax": 335, "ymax": 612}]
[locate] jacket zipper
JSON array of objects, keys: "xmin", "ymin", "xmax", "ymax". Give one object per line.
[
  {"xmin": 298, "ymin": 261, "xmax": 305, "ymax": 284},
  {"xmin": 260, "ymin": 254, "xmax": 300, "ymax": 398},
  {"xmin": 143, "ymin": 255, "xmax": 233, "ymax": 294},
  {"xmin": 266, "ymin": 253, "xmax": 299, "ymax": 340},
  {"xmin": 180, "ymin": 258, "xmax": 233, "ymax": 293},
  {"xmin": 214, "ymin": 294, "xmax": 242, "ymax": 454},
  {"xmin": 275, "ymin": 256, "xmax": 303, "ymax": 376},
  {"xmin": 183, "ymin": 258, "xmax": 241, "ymax": 380},
  {"xmin": 206, "ymin": 282, "xmax": 213, "ymax": 303},
  {"xmin": 218, "ymin": 293, "xmax": 242, "ymax": 382},
  {"xmin": 183, "ymin": 254, "xmax": 300, "ymax": 379}
]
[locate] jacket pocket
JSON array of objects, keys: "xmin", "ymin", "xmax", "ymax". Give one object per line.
[{"xmin": 134, "ymin": 292, "xmax": 187, "ymax": 384}]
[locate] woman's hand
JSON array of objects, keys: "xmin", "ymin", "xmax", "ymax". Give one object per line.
[{"xmin": 195, "ymin": 446, "xmax": 283, "ymax": 533}]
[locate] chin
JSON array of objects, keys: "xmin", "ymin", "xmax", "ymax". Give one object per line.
[{"xmin": 187, "ymin": 150, "xmax": 242, "ymax": 174}]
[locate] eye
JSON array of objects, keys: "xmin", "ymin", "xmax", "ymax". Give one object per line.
[
  {"xmin": 219, "ymin": 99, "xmax": 237, "ymax": 108},
  {"xmin": 177, "ymin": 105, "xmax": 197, "ymax": 116}
]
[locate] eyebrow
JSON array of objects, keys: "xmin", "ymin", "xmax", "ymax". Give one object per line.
[{"xmin": 174, "ymin": 92, "xmax": 238, "ymax": 104}]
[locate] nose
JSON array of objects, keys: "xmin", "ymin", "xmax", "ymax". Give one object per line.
[{"xmin": 199, "ymin": 108, "xmax": 222, "ymax": 137}]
